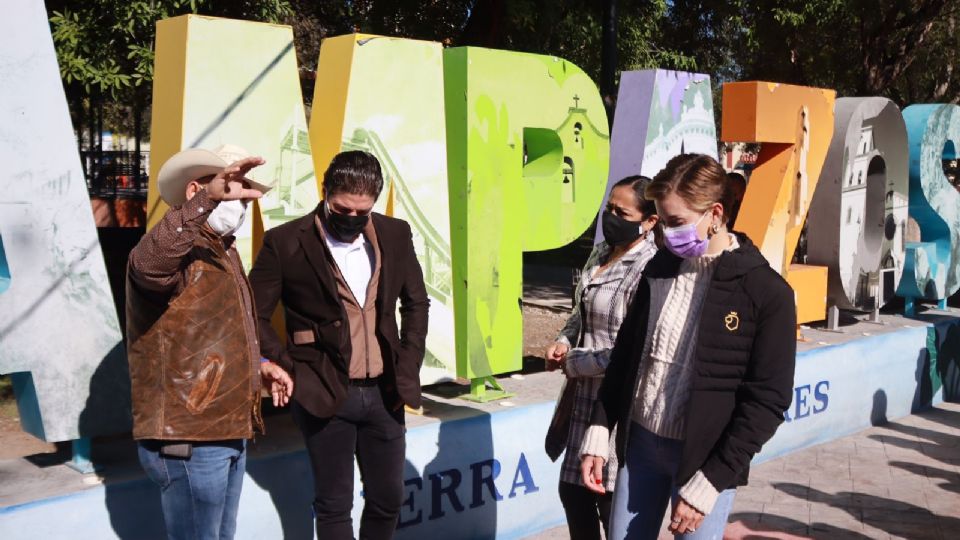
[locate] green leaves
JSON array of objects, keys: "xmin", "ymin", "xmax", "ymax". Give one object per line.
[
  {"xmin": 48, "ymin": 0, "xmax": 293, "ymax": 100},
  {"xmin": 49, "ymin": 0, "xmax": 960, "ymax": 125},
  {"xmin": 662, "ymin": 0, "xmax": 958, "ymax": 105}
]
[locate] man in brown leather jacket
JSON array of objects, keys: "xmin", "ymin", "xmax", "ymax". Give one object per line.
[
  {"xmin": 126, "ymin": 145, "xmax": 293, "ymax": 540},
  {"xmin": 249, "ymin": 150, "xmax": 429, "ymax": 540}
]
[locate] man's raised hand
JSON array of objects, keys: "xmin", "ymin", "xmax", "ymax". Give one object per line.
[{"xmin": 207, "ymin": 157, "xmax": 266, "ymax": 201}]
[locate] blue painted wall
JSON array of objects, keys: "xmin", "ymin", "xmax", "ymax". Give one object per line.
[
  {"xmin": 758, "ymin": 325, "xmax": 942, "ymax": 462},
  {"xmin": 2, "ymin": 322, "xmax": 958, "ymax": 539}
]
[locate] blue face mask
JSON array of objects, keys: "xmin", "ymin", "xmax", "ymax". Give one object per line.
[{"xmin": 661, "ymin": 212, "xmax": 710, "ymax": 258}]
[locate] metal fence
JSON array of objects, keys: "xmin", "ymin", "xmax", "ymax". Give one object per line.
[{"xmin": 82, "ymin": 150, "xmax": 150, "ymax": 199}]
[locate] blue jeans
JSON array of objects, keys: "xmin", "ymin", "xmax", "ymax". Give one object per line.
[
  {"xmin": 609, "ymin": 424, "xmax": 736, "ymax": 540},
  {"xmin": 138, "ymin": 440, "xmax": 247, "ymax": 540}
]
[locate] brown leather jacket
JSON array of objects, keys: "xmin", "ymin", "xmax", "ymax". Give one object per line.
[{"xmin": 126, "ymin": 190, "xmax": 263, "ymax": 441}]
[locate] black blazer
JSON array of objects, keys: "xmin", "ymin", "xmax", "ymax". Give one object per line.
[
  {"xmin": 249, "ymin": 207, "xmax": 430, "ymax": 418},
  {"xmin": 591, "ymin": 233, "xmax": 796, "ymax": 492}
]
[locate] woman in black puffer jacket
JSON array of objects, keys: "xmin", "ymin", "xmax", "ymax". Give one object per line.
[{"xmin": 579, "ymin": 154, "xmax": 797, "ymax": 540}]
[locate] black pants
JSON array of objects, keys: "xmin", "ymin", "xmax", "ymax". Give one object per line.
[
  {"xmin": 559, "ymin": 480, "xmax": 613, "ymax": 540},
  {"xmin": 293, "ymin": 384, "xmax": 406, "ymax": 540}
]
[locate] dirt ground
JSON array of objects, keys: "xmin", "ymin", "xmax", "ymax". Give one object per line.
[
  {"xmin": 0, "ymin": 385, "xmax": 56, "ymax": 459},
  {"xmin": 522, "ymin": 305, "xmax": 571, "ymax": 360}
]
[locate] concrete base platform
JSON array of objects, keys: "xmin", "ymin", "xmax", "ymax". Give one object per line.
[{"xmin": 1, "ymin": 309, "xmax": 959, "ymax": 539}]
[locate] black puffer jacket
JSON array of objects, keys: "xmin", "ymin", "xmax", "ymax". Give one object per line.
[{"xmin": 590, "ymin": 233, "xmax": 796, "ymax": 491}]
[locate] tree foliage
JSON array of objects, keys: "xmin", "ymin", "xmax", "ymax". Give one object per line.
[
  {"xmin": 285, "ymin": 1, "xmax": 691, "ymax": 88},
  {"xmin": 46, "ymin": 0, "xmax": 960, "ymax": 145},
  {"xmin": 49, "ymin": 0, "xmax": 293, "ymax": 99},
  {"xmin": 663, "ymin": 0, "xmax": 960, "ymax": 104}
]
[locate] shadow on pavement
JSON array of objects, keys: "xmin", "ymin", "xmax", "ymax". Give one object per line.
[
  {"xmin": 727, "ymin": 511, "xmax": 872, "ymax": 539},
  {"xmin": 773, "ymin": 482, "xmax": 960, "ymax": 539},
  {"xmin": 888, "ymin": 460, "xmax": 960, "ymax": 494}
]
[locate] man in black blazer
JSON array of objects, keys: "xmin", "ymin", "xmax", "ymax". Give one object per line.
[{"xmin": 249, "ymin": 150, "xmax": 429, "ymax": 539}]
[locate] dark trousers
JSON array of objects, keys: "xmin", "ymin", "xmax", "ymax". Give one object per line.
[
  {"xmin": 293, "ymin": 384, "xmax": 406, "ymax": 540},
  {"xmin": 559, "ymin": 480, "xmax": 613, "ymax": 540}
]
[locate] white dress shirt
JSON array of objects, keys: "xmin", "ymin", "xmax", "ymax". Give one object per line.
[{"xmin": 321, "ymin": 222, "xmax": 375, "ymax": 307}]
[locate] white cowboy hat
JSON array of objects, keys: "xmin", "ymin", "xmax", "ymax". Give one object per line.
[{"xmin": 157, "ymin": 144, "xmax": 274, "ymax": 206}]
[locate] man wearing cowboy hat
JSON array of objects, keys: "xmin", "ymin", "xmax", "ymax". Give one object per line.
[{"xmin": 126, "ymin": 144, "xmax": 293, "ymax": 540}]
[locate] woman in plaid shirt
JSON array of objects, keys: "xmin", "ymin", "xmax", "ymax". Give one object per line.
[{"xmin": 545, "ymin": 175, "xmax": 660, "ymax": 540}]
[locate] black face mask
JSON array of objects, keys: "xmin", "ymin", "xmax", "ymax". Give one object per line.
[
  {"xmin": 323, "ymin": 201, "xmax": 368, "ymax": 241},
  {"xmin": 602, "ymin": 210, "xmax": 645, "ymax": 246}
]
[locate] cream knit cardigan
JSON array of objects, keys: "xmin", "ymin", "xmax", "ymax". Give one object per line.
[{"xmin": 581, "ymin": 236, "xmax": 740, "ymax": 515}]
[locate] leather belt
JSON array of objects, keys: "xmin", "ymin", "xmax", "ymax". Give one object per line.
[{"xmin": 349, "ymin": 376, "xmax": 380, "ymax": 387}]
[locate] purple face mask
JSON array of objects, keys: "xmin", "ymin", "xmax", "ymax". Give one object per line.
[{"xmin": 662, "ymin": 212, "xmax": 710, "ymax": 258}]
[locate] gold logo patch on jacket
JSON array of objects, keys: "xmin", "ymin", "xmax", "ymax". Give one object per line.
[{"xmin": 724, "ymin": 311, "xmax": 740, "ymax": 331}]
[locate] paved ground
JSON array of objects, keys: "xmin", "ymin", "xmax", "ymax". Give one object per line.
[{"xmin": 525, "ymin": 402, "xmax": 960, "ymax": 540}]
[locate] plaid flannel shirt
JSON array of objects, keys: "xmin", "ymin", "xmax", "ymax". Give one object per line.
[{"xmin": 551, "ymin": 235, "xmax": 657, "ymax": 490}]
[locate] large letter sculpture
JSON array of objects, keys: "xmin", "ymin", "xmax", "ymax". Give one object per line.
[
  {"xmin": 444, "ymin": 48, "xmax": 609, "ymax": 397},
  {"xmin": 807, "ymin": 98, "xmax": 909, "ymax": 311},
  {"xmin": 309, "ymin": 35, "xmax": 455, "ymax": 384},
  {"xmin": 898, "ymin": 104, "xmax": 960, "ymax": 313},
  {"xmin": 722, "ymin": 82, "xmax": 836, "ymax": 324},
  {"xmin": 149, "ymin": 15, "xmax": 320, "ymax": 267},
  {"xmin": 597, "ymin": 70, "xmax": 717, "ymax": 243},
  {"xmin": 0, "ymin": 233, "xmax": 9, "ymax": 295},
  {"xmin": 0, "ymin": 0, "xmax": 128, "ymax": 441}
]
